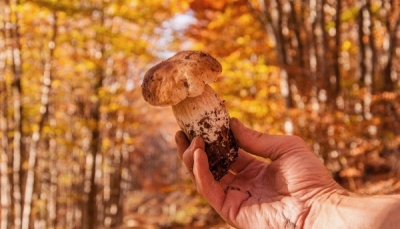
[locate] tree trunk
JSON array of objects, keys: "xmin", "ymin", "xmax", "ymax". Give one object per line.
[
  {"xmin": 382, "ymin": 0, "xmax": 400, "ymax": 91},
  {"xmin": 4, "ymin": 0, "xmax": 24, "ymax": 226},
  {"xmin": 333, "ymin": 0, "xmax": 342, "ymax": 100},
  {"xmin": 21, "ymin": 11, "xmax": 57, "ymax": 229},
  {"xmin": 0, "ymin": 58, "xmax": 11, "ymax": 229},
  {"xmin": 0, "ymin": 3, "xmax": 11, "ymax": 228},
  {"xmin": 84, "ymin": 10, "xmax": 106, "ymax": 229}
]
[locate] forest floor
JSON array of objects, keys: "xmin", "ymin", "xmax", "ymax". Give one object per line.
[
  {"xmin": 122, "ymin": 172, "xmax": 400, "ymax": 229},
  {"xmin": 122, "ymin": 188, "xmax": 228, "ymax": 229}
]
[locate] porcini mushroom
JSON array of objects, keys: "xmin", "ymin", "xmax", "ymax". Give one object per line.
[{"xmin": 141, "ymin": 50, "xmax": 238, "ymax": 180}]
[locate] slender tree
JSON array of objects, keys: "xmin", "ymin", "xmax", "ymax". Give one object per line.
[
  {"xmin": 0, "ymin": 6, "xmax": 11, "ymax": 227},
  {"xmin": 21, "ymin": 11, "xmax": 58, "ymax": 229},
  {"xmin": 3, "ymin": 0, "xmax": 25, "ymax": 227}
]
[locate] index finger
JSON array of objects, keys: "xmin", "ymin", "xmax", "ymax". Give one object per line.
[
  {"xmin": 230, "ymin": 118, "xmax": 309, "ymax": 161},
  {"xmin": 175, "ymin": 131, "xmax": 190, "ymax": 160}
]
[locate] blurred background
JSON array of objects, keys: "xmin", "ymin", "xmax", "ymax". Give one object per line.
[{"xmin": 0, "ymin": 0, "xmax": 399, "ymax": 228}]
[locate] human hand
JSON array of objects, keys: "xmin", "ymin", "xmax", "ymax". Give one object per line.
[{"xmin": 175, "ymin": 118, "xmax": 349, "ymax": 228}]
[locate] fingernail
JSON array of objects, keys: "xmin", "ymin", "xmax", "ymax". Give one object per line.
[
  {"xmin": 175, "ymin": 131, "xmax": 183, "ymax": 144},
  {"xmin": 177, "ymin": 131, "xmax": 190, "ymax": 143},
  {"xmin": 230, "ymin": 117, "xmax": 242, "ymax": 128},
  {"xmin": 190, "ymin": 137, "xmax": 201, "ymax": 148},
  {"xmin": 230, "ymin": 117, "xmax": 238, "ymax": 125}
]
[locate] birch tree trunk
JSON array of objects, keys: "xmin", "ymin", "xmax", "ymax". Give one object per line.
[
  {"xmin": 4, "ymin": 0, "xmax": 24, "ymax": 226},
  {"xmin": 333, "ymin": 0, "xmax": 342, "ymax": 101},
  {"xmin": 0, "ymin": 109, "xmax": 10, "ymax": 229},
  {"xmin": 382, "ymin": 0, "xmax": 400, "ymax": 92},
  {"xmin": 21, "ymin": 11, "xmax": 57, "ymax": 229},
  {"xmin": 358, "ymin": 0, "xmax": 374, "ymax": 120},
  {"xmin": 0, "ymin": 2, "xmax": 10, "ymax": 227},
  {"xmin": 0, "ymin": 14, "xmax": 11, "ymax": 227}
]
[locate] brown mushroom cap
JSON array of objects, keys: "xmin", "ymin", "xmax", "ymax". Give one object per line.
[{"xmin": 141, "ymin": 50, "xmax": 222, "ymax": 106}]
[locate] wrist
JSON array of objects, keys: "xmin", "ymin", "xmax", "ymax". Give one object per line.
[
  {"xmin": 304, "ymin": 191, "xmax": 347, "ymax": 229},
  {"xmin": 306, "ymin": 191, "xmax": 351, "ymax": 229},
  {"xmin": 306, "ymin": 191, "xmax": 400, "ymax": 229}
]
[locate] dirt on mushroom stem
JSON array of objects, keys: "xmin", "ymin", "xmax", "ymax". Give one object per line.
[{"xmin": 172, "ymin": 85, "xmax": 238, "ymax": 180}]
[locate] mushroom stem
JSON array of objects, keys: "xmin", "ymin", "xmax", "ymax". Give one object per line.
[{"xmin": 172, "ymin": 85, "xmax": 238, "ymax": 180}]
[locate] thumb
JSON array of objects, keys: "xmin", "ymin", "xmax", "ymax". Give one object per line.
[{"xmin": 230, "ymin": 118, "xmax": 308, "ymax": 161}]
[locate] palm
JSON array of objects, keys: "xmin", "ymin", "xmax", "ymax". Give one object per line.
[{"xmin": 216, "ymin": 148, "xmax": 344, "ymax": 228}]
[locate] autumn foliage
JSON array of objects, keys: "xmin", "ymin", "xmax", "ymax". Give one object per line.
[{"xmin": 0, "ymin": 0, "xmax": 399, "ymax": 228}]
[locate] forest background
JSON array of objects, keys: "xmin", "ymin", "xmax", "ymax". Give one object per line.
[{"xmin": 0, "ymin": 0, "xmax": 399, "ymax": 228}]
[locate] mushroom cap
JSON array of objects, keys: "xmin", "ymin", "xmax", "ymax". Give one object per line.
[{"xmin": 141, "ymin": 50, "xmax": 222, "ymax": 106}]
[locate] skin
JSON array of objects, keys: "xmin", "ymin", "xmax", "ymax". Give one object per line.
[{"xmin": 175, "ymin": 118, "xmax": 400, "ymax": 229}]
